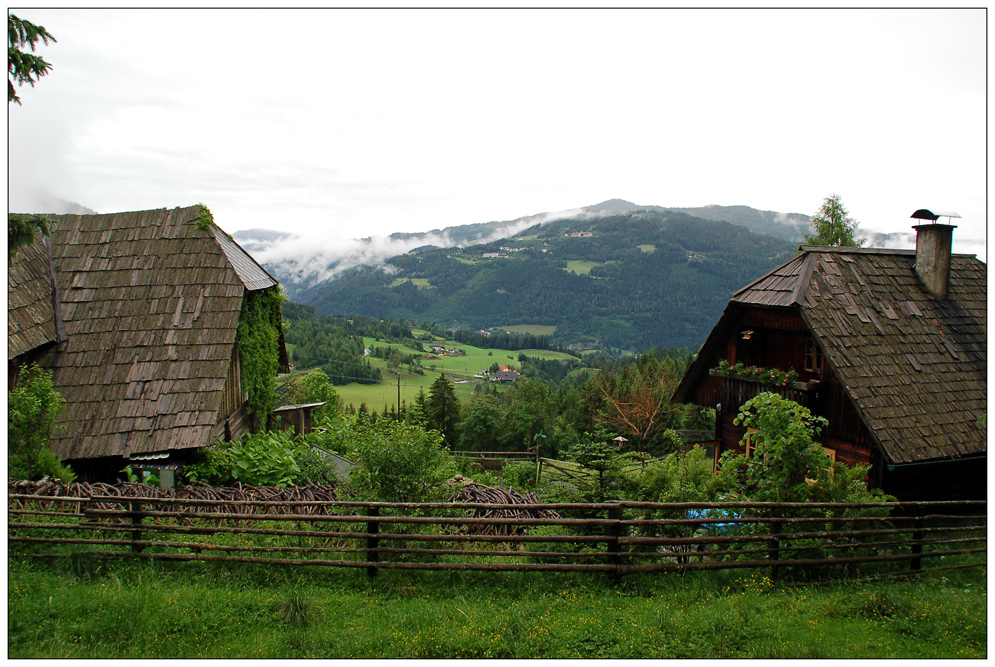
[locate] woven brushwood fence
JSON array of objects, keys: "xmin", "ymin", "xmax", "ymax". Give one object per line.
[{"xmin": 8, "ymin": 481, "xmax": 985, "ymax": 585}]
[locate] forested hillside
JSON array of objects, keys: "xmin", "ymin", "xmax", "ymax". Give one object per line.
[{"xmin": 293, "ymin": 210, "xmax": 795, "ymax": 351}]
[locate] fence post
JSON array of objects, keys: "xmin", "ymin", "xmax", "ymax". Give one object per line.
[
  {"xmin": 910, "ymin": 515, "xmax": 924, "ymax": 573},
  {"xmin": 607, "ymin": 504, "xmax": 623, "ymax": 585},
  {"xmin": 366, "ymin": 505, "xmax": 380, "ymax": 579},
  {"xmin": 130, "ymin": 501, "xmax": 144, "ymax": 554},
  {"xmin": 768, "ymin": 509, "xmax": 781, "ymax": 584}
]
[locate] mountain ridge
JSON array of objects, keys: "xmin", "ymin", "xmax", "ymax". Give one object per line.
[
  {"xmin": 236, "ymin": 200, "xmax": 812, "ymax": 291},
  {"xmin": 288, "ymin": 208, "xmax": 798, "ymax": 351}
]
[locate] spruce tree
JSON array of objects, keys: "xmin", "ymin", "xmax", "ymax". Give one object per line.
[{"xmin": 426, "ymin": 374, "xmax": 461, "ymax": 448}]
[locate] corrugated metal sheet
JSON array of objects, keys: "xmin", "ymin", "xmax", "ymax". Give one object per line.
[{"xmin": 211, "ymin": 226, "xmax": 277, "ymax": 291}]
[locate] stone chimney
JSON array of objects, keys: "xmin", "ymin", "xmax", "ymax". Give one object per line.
[{"xmin": 912, "ymin": 223, "xmax": 956, "ymax": 299}]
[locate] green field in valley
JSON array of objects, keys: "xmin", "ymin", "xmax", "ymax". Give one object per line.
[
  {"xmin": 498, "ymin": 324, "xmax": 558, "ymax": 336},
  {"xmin": 329, "ymin": 338, "xmax": 573, "ymax": 411},
  {"xmin": 388, "ymin": 278, "xmax": 434, "ymax": 289},
  {"xmin": 563, "ymin": 260, "xmax": 602, "ymax": 275}
]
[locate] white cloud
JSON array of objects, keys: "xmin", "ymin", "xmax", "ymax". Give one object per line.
[{"xmin": 6, "ymin": 8, "xmax": 985, "ymax": 263}]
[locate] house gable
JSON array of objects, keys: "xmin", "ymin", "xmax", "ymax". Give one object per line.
[
  {"xmin": 675, "ymin": 246, "xmax": 986, "ymax": 469},
  {"xmin": 11, "ymin": 205, "xmax": 284, "ymax": 462}
]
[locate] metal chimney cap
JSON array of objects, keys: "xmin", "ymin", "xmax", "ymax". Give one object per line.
[{"xmin": 911, "ymin": 208, "xmax": 961, "ymax": 221}]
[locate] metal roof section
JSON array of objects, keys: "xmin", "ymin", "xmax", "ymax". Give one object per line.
[
  {"xmin": 211, "ymin": 224, "xmax": 278, "ymax": 291},
  {"xmin": 911, "ymin": 208, "xmax": 961, "ymax": 221}
]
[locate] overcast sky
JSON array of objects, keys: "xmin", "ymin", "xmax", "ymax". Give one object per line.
[{"xmin": 7, "ymin": 7, "xmax": 987, "ymax": 262}]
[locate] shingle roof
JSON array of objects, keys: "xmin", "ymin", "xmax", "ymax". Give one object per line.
[
  {"xmin": 8, "ymin": 237, "xmax": 62, "ymax": 360},
  {"xmin": 9, "ymin": 205, "xmax": 276, "ymax": 460},
  {"xmin": 732, "ymin": 246, "xmax": 987, "ymax": 464}
]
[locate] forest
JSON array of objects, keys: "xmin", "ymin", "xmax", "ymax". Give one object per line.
[
  {"xmin": 291, "ymin": 210, "xmax": 796, "ymax": 352},
  {"xmin": 280, "ymin": 303, "xmax": 710, "ymax": 458}
]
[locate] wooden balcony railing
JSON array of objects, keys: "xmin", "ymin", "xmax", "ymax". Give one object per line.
[{"xmin": 709, "ymin": 369, "xmax": 820, "ymax": 409}]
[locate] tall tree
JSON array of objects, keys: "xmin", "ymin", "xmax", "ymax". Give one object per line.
[
  {"xmin": 804, "ymin": 194, "xmax": 865, "ymax": 247},
  {"xmin": 9, "ymin": 14, "xmax": 58, "ymax": 258},
  {"xmin": 8, "ymin": 13, "xmax": 56, "ymax": 105},
  {"xmin": 426, "ymin": 374, "xmax": 460, "ymax": 448}
]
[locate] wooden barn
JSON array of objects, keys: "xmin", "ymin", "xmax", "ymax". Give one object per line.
[
  {"xmin": 672, "ymin": 220, "xmax": 986, "ymax": 500},
  {"xmin": 7, "ymin": 205, "xmax": 288, "ymax": 481}
]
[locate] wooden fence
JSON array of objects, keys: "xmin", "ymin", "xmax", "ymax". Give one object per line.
[{"xmin": 8, "ymin": 495, "xmax": 985, "ymax": 585}]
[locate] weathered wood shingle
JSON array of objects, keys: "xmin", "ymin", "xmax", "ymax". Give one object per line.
[
  {"xmin": 733, "ymin": 246, "xmax": 986, "ymax": 465},
  {"xmin": 9, "ymin": 205, "xmax": 278, "ymax": 461},
  {"xmin": 8, "ymin": 237, "xmax": 62, "ymax": 360}
]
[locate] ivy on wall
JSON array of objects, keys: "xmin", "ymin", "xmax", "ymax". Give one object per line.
[{"xmin": 237, "ymin": 287, "xmax": 286, "ymax": 430}]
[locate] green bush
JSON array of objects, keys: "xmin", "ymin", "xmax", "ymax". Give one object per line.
[
  {"xmin": 343, "ymin": 420, "xmax": 458, "ymax": 503},
  {"xmin": 731, "ymin": 392, "xmax": 831, "ymax": 503},
  {"xmin": 183, "ymin": 447, "xmax": 236, "ymax": 486},
  {"xmin": 295, "ymin": 446, "xmax": 340, "ymax": 486},
  {"xmin": 277, "ymin": 369, "xmax": 343, "ymax": 421},
  {"xmin": 501, "ymin": 461, "xmax": 538, "ymax": 491},
  {"xmin": 635, "ymin": 445, "xmax": 720, "ymax": 504},
  {"xmin": 8, "ymin": 363, "xmax": 74, "ymax": 482}
]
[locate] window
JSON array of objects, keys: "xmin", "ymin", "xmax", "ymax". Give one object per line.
[
  {"xmin": 744, "ymin": 428, "xmax": 758, "ymax": 458},
  {"xmin": 805, "ymin": 337, "xmax": 824, "ymax": 372},
  {"xmin": 805, "ymin": 446, "xmax": 836, "ymax": 484}
]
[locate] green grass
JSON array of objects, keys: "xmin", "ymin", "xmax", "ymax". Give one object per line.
[
  {"xmin": 499, "ymin": 324, "xmax": 557, "ymax": 336},
  {"xmin": 328, "ymin": 336, "xmax": 574, "ymax": 412},
  {"xmin": 638, "ymin": 244, "xmax": 656, "ymax": 253},
  {"xmin": 563, "ymin": 260, "xmax": 602, "ymax": 275},
  {"xmin": 7, "ymin": 558, "xmax": 986, "ymax": 659},
  {"xmin": 333, "ymin": 338, "xmax": 536, "ymax": 410},
  {"xmin": 388, "ymin": 278, "xmax": 434, "ymax": 289}
]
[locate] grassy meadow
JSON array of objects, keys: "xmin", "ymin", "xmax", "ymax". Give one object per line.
[
  {"xmin": 7, "ymin": 557, "xmax": 985, "ymax": 659},
  {"xmin": 329, "ymin": 337, "xmax": 576, "ymax": 410},
  {"xmin": 563, "ymin": 260, "xmax": 602, "ymax": 275}
]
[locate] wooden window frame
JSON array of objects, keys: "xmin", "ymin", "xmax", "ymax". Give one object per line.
[{"xmin": 805, "ymin": 337, "xmax": 824, "ymax": 373}]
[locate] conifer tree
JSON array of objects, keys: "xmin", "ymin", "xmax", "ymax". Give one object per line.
[
  {"xmin": 8, "ymin": 13, "xmax": 56, "ymax": 105},
  {"xmin": 804, "ymin": 194, "xmax": 866, "ymax": 248},
  {"xmin": 426, "ymin": 374, "xmax": 460, "ymax": 448}
]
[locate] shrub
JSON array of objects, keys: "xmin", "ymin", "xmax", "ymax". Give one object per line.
[
  {"xmin": 183, "ymin": 446, "xmax": 235, "ymax": 486},
  {"xmin": 8, "ymin": 363, "xmax": 74, "ymax": 482},
  {"xmin": 344, "ymin": 420, "xmax": 458, "ymax": 503},
  {"xmin": 227, "ymin": 430, "xmax": 302, "ymax": 487},
  {"xmin": 501, "ymin": 461, "xmax": 538, "ymax": 491},
  {"xmin": 277, "ymin": 369, "xmax": 343, "ymax": 421},
  {"xmin": 295, "ymin": 446, "xmax": 340, "ymax": 486},
  {"xmin": 732, "ymin": 392, "xmax": 831, "ymax": 503},
  {"xmin": 635, "ymin": 445, "xmax": 720, "ymax": 504}
]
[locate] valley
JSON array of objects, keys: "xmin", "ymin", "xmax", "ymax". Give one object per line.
[{"xmin": 276, "ymin": 207, "xmax": 797, "ymax": 352}]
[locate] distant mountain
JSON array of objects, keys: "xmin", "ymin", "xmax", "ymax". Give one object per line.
[
  {"xmin": 292, "ymin": 209, "xmax": 797, "ymax": 352},
  {"xmin": 8, "ymin": 190, "xmax": 97, "ymax": 216},
  {"xmin": 239, "ymin": 200, "xmax": 811, "ymax": 296},
  {"xmin": 232, "ymin": 228, "xmax": 297, "ymax": 253}
]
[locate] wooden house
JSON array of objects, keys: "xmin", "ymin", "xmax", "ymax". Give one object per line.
[
  {"xmin": 7, "ymin": 206, "xmax": 288, "ymax": 481},
  {"xmin": 672, "ymin": 221, "xmax": 986, "ymax": 500}
]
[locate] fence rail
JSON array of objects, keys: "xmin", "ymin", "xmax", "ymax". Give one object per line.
[{"xmin": 8, "ymin": 495, "xmax": 985, "ymax": 584}]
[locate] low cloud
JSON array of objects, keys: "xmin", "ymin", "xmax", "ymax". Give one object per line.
[{"xmin": 251, "ymin": 205, "xmax": 617, "ymax": 286}]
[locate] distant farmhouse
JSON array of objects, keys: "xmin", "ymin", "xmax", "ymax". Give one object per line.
[
  {"xmin": 493, "ymin": 365, "xmax": 520, "ymax": 382},
  {"xmin": 564, "ymin": 231, "xmax": 593, "ymax": 238},
  {"xmin": 8, "ymin": 206, "xmax": 288, "ymax": 481},
  {"xmin": 428, "ymin": 344, "xmax": 463, "ymax": 357},
  {"xmin": 673, "ymin": 216, "xmax": 986, "ymax": 500}
]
